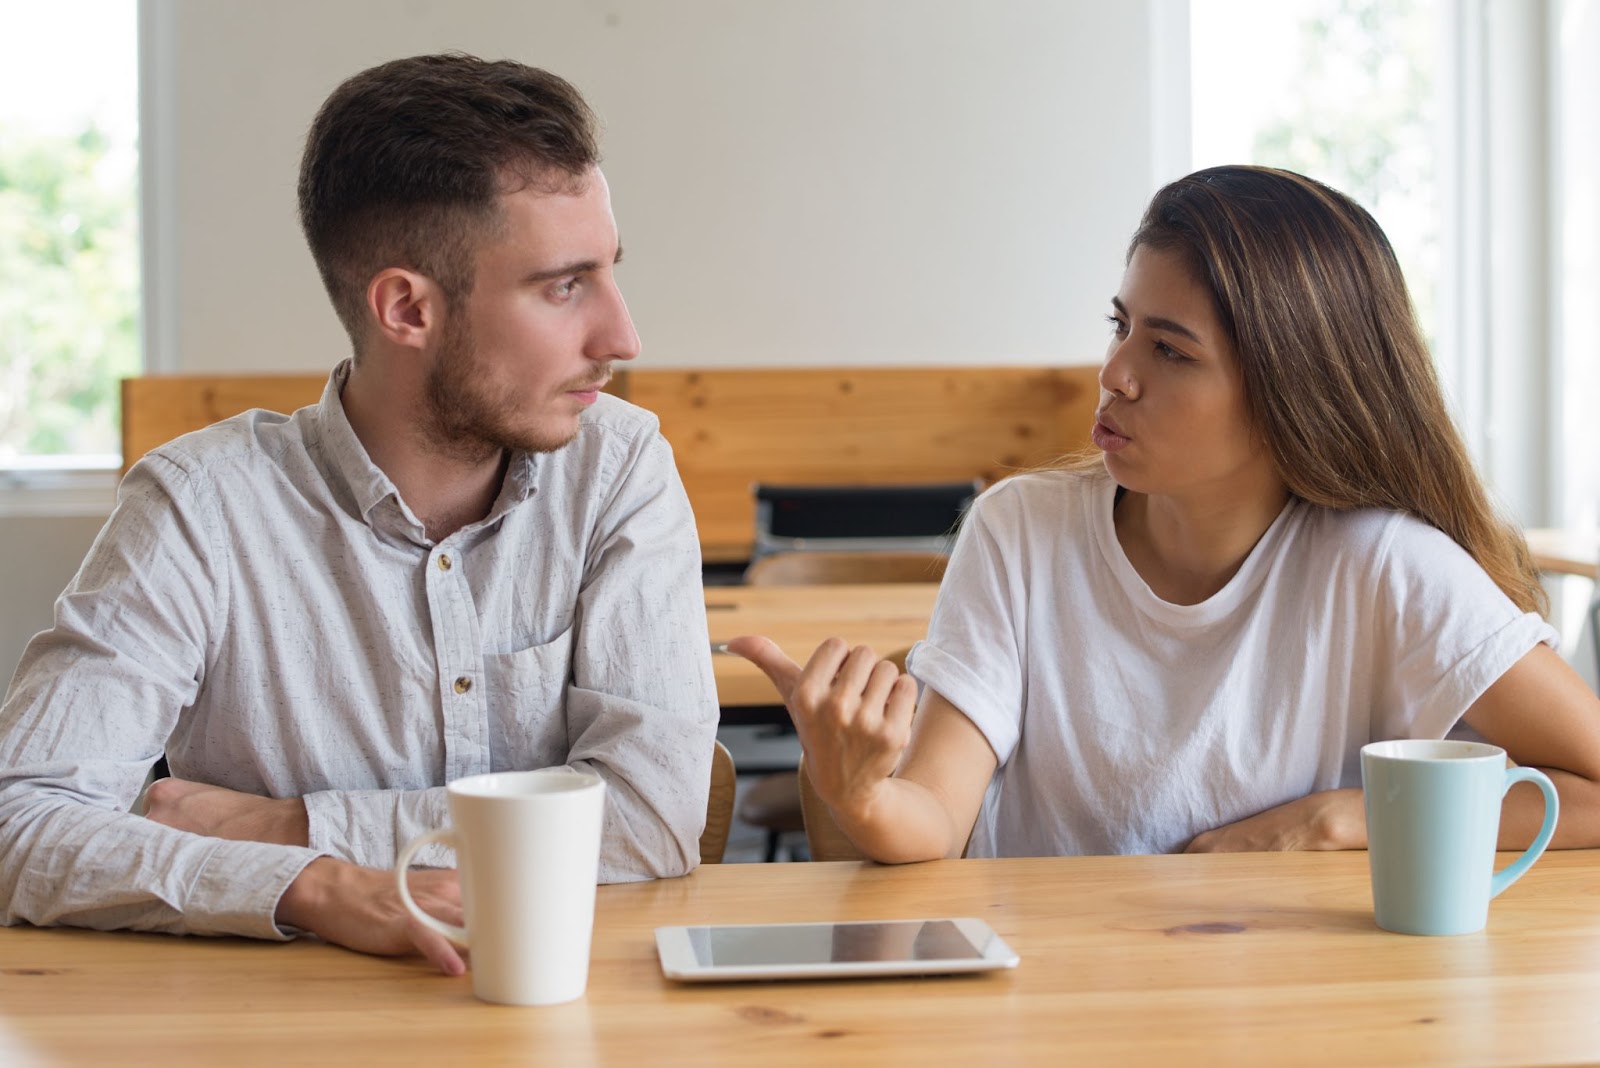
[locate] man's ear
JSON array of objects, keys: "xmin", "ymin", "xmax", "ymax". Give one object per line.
[{"xmin": 366, "ymin": 269, "xmax": 442, "ymax": 350}]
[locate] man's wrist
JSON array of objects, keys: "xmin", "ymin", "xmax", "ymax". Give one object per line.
[
  {"xmin": 281, "ymin": 797, "xmax": 311, "ymax": 848},
  {"xmin": 276, "ymin": 855, "xmax": 341, "ymax": 932}
]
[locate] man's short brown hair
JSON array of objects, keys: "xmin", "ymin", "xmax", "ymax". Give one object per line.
[{"xmin": 297, "ymin": 53, "xmax": 599, "ymax": 347}]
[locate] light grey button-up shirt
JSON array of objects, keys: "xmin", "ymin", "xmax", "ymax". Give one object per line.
[{"xmin": 0, "ymin": 362, "xmax": 718, "ymax": 940}]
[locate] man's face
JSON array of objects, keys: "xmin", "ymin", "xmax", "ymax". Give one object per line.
[{"xmin": 421, "ymin": 167, "xmax": 638, "ymax": 458}]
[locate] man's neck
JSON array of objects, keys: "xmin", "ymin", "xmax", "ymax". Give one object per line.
[
  {"xmin": 340, "ymin": 358, "xmax": 509, "ymax": 543},
  {"xmin": 1113, "ymin": 477, "xmax": 1291, "ymax": 606}
]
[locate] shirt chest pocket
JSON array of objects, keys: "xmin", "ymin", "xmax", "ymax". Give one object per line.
[{"xmin": 482, "ymin": 625, "xmax": 575, "ymax": 748}]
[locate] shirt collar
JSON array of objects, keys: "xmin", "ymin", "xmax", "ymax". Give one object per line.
[{"xmin": 307, "ymin": 358, "xmax": 542, "ymax": 543}]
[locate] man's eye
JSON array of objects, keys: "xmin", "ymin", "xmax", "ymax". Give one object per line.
[{"xmin": 552, "ymin": 279, "xmax": 579, "ymax": 298}]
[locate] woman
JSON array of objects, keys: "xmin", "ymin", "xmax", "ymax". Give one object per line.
[{"xmin": 731, "ymin": 165, "xmax": 1600, "ymax": 862}]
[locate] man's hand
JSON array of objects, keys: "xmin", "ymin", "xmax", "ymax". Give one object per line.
[
  {"xmin": 1183, "ymin": 788, "xmax": 1366, "ymax": 853},
  {"xmin": 276, "ymin": 857, "xmax": 466, "ymax": 975},
  {"xmin": 143, "ymin": 777, "xmax": 310, "ymax": 847}
]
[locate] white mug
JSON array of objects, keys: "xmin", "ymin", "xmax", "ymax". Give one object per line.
[{"xmin": 395, "ymin": 768, "xmax": 607, "ymax": 1005}]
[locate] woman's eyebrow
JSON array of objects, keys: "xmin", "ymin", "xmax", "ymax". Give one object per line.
[{"xmin": 1110, "ymin": 296, "xmax": 1203, "ymax": 344}]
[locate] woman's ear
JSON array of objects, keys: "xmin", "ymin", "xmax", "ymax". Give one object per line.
[{"xmin": 366, "ymin": 269, "xmax": 441, "ymax": 350}]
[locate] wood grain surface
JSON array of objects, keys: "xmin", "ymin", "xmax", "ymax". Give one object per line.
[
  {"xmin": 706, "ymin": 583, "xmax": 938, "ymax": 707},
  {"xmin": 4, "ymin": 850, "xmax": 1597, "ymax": 1067}
]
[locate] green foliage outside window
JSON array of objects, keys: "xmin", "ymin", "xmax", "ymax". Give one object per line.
[
  {"xmin": 1249, "ymin": 0, "xmax": 1439, "ymax": 343},
  {"xmin": 0, "ymin": 121, "xmax": 139, "ymax": 461}
]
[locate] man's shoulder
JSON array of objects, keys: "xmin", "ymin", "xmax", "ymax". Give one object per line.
[
  {"xmin": 577, "ymin": 392, "xmax": 661, "ymax": 442},
  {"xmin": 134, "ymin": 408, "xmax": 307, "ymax": 485},
  {"xmin": 514, "ymin": 394, "xmax": 673, "ymax": 503},
  {"xmin": 551, "ymin": 394, "xmax": 666, "ymax": 473}
]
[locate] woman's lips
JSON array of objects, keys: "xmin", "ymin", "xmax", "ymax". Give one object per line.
[{"xmin": 1091, "ymin": 419, "xmax": 1131, "ymax": 453}]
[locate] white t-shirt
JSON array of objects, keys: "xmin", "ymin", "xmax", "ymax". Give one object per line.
[{"xmin": 906, "ymin": 469, "xmax": 1557, "ymax": 858}]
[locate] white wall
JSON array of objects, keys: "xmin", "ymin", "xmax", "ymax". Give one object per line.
[
  {"xmin": 0, "ymin": 516, "xmax": 104, "ymax": 685},
  {"xmin": 3, "ymin": 1, "xmax": 1162, "ymax": 681},
  {"xmin": 146, "ymin": 0, "xmax": 1158, "ymax": 373}
]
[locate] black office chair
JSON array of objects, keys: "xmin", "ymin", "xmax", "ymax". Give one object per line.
[{"xmin": 750, "ymin": 480, "xmax": 980, "ymax": 561}]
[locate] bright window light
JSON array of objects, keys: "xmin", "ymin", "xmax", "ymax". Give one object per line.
[{"xmin": 0, "ymin": 0, "xmax": 140, "ymax": 464}]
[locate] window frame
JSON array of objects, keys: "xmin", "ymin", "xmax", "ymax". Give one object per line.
[{"xmin": 0, "ymin": 1, "xmax": 171, "ymax": 517}]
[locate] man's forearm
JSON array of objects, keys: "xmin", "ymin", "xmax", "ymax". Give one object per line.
[
  {"xmin": 0, "ymin": 789, "xmax": 320, "ymax": 938},
  {"xmin": 143, "ymin": 778, "xmax": 309, "ymax": 846}
]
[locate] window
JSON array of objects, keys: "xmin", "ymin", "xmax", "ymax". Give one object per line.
[
  {"xmin": 1188, "ymin": 0, "xmax": 1598, "ymax": 650},
  {"xmin": 1190, "ymin": 0, "xmax": 1443, "ymax": 348},
  {"xmin": 0, "ymin": 0, "xmax": 140, "ymax": 470}
]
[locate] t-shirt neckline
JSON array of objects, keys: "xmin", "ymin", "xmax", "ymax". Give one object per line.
[{"xmin": 1091, "ymin": 478, "xmax": 1302, "ymax": 627}]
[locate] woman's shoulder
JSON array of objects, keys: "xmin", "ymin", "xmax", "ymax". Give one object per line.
[
  {"xmin": 976, "ymin": 465, "xmax": 1108, "ymax": 514},
  {"xmin": 1296, "ymin": 503, "xmax": 1479, "ymax": 581}
]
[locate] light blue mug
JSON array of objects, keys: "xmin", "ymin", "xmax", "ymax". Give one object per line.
[{"xmin": 1361, "ymin": 739, "xmax": 1558, "ymax": 936}]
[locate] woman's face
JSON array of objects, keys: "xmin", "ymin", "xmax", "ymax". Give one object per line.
[{"xmin": 1094, "ymin": 243, "xmax": 1282, "ymax": 504}]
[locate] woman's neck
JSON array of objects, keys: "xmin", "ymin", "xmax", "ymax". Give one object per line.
[{"xmin": 1113, "ymin": 479, "xmax": 1292, "ymax": 605}]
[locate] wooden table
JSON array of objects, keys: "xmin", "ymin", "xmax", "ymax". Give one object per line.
[
  {"xmin": 3, "ymin": 851, "xmax": 1598, "ymax": 1066},
  {"xmin": 1525, "ymin": 527, "xmax": 1599, "ymax": 580},
  {"xmin": 705, "ymin": 583, "xmax": 939, "ymax": 708}
]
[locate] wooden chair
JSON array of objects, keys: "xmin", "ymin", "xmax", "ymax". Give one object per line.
[
  {"xmin": 732, "ymin": 767, "xmax": 807, "ymax": 862},
  {"xmin": 743, "ymin": 550, "xmax": 949, "ymax": 586},
  {"xmin": 698, "ymin": 740, "xmax": 737, "ymax": 864}
]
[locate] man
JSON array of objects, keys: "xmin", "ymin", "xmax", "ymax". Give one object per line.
[{"xmin": 0, "ymin": 54, "xmax": 717, "ymax": 975}]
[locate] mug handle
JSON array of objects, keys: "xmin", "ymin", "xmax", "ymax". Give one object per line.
[
  {"xmin": 1489, "ymin": 766, "xmax": 1560, "ymax": 899},
  {"xmin": 395, "ymin": 828, "xmax": 469, "ymax": 946}
]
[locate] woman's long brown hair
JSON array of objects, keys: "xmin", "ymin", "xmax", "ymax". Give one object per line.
[{"xmin": 1105, "ymin": 165, "xmax": 1545, "ymax": 615}]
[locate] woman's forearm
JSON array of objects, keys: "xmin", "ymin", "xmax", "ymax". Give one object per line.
[
  {"xmin": 831, "ymin": 775, "xmax": 968, "ymax": 864},
  {"xmin": 1499, "ymin": 767, "xmax": 1600, "ymax": 849}
]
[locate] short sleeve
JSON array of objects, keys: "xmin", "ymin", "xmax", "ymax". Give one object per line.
[
  {"xmin": 1372, "ymin": 518, "xmax": 1558, "ymax": 740},
  {"xmin": 906, "ymin": 488, "xmax": 1029, "ymax": 765}
]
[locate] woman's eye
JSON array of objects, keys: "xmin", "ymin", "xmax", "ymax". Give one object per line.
[
  {"xmin": 1154, "ymin": 341, "xmax": 1192, "ymax": 363},
  {"xmin": 1105, "ymin": 314, "xmax": 1128, "ymax": 336}
]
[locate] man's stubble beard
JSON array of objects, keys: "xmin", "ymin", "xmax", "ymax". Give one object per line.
[{"xmin": 420, "ymin": 317, "xmax": 583, "ymax": 462}]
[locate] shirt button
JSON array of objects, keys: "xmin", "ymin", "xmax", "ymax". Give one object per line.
[
  {"xmin": 437, "ymin": 554, "xmax": 452, "ymax": 571},
  {"xmin": 453, "ymin": 676, "xmax": 473, "ymax": 694}
]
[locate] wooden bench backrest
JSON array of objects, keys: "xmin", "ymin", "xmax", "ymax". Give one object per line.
[
  {"xmin": 121, "ymin": 374, "xmax": 327, "ymax": 476},
  {"xmin": 631, "ymin": 367, "xmax": 1099, "ymax": 560},
  {"xmin": 121, "ymin": 365, "xmax": 1100, "ymax": 558}
]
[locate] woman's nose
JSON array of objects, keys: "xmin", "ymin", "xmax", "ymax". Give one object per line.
[{"xmin": 1099, "ymin": 340, "xmax": 1139, "ymax": 400}]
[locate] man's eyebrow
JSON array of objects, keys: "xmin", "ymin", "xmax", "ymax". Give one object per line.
[
  {"xmin": 1110, "ymin": 296, "xmax": 1202, "ymax": 344},
  {"xmin": 521, "ymin": 246, "xmax": 622, "ymax": 285}
]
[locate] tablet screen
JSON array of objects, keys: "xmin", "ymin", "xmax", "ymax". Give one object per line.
[{"xmin": 686, "ymin": 920, "xmax": 984, "ymax": 967}]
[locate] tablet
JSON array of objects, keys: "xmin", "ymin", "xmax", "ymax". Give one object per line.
[{"xmin": 654, "ymin": 917, "xmax": 1019, "ymax": 982}]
